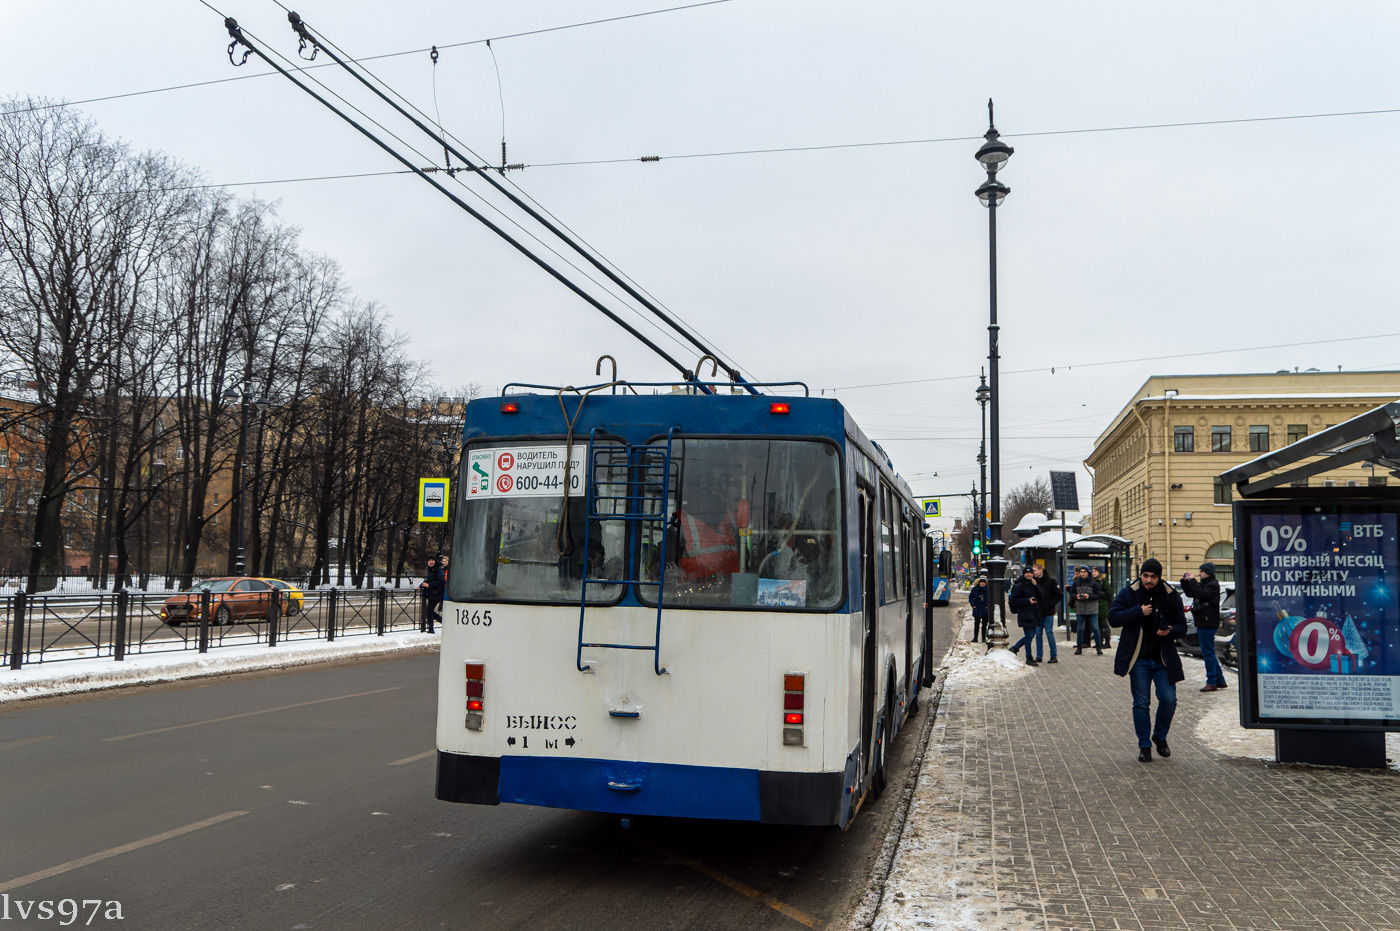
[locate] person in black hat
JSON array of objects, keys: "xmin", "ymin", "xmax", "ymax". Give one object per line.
[
  {"xmin": 969, "ymin": 575, "xmax": 990, "ymax": 642},
  {"xmin": 1108, "ymin": 558, "xmax": 1187, "ymax": 762},
  {"xmin": 1182, "ymin": 562, "xmax": 1226, "ymax": 691},
  {"xmin": 1007, "ymin": 566, "xmax": 1043, "ymax": 666},
  {"xmin": 1071, "ymin": 565, "xmax": 1104, "ymax": 655},
  {"xmin": 419, "ymin": 555, "xmax": 445, "ymax": 632}
]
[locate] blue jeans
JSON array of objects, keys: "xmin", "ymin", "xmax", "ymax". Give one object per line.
[
  {"xmin": 1129, "ymin": 658, "xmax": 1177, "ymax": 748},
  {"xmin": 1077, "ymin": 613, "xmax": 1102, "ymax": 648},
  {"xmin": 1039, "ymin": 616, "xmax": 1058, "ymax": 659},
  {"xmin": 1011, "ymin": 625, "xmax": 1043, "ymax": 657},
  {"xmin": 1199, "ymin": 627, "xmax": 1225, "ymax": 685}
]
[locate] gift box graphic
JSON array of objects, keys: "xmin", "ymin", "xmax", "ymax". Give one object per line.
[{"xmin": 1330, "ymin": 650, "xmax": 1356, "ymax": 674}]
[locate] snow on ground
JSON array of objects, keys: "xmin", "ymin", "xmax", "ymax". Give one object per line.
[
  {"xmin": 0, "ymin": 630, "xmax": 439, "ymax": 703},
  {"xmin": 872, "ymin": 614, "xmax": 1045, "ymax": 931},
  {"xmin": 942, "ymin": 637, "xmax": 1035, "ymax": 690},
  {"xmin": 1185, "ymin": 655, "xmax": 1400, "ymax": 769}
]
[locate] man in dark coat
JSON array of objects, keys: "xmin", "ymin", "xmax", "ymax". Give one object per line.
[
  {"xmin": 419, "ymin": 556, "xmax": 445, "ymax": 632},
  {"xmin": 1181, "ymin": 561, "xmax": 1226, "ymax": 692},
  {"xmin": 1108, "ymin": 558, "xmax": 1187, "ymax": 762},
  {"xmin": 1032, "ymin": 564, "xmax": 1061, "ymax": 663},
  {"xmin": 969, "ymin": 576, "xmax": 990, "ymax": 642},
  {"xmin": 1007, "ymin": 566, "xmax": 1042, "ymax": 666}
]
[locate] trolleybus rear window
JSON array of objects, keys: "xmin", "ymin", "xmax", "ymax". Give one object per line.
[
  {"xmin": 451, "ymin": 442, "xmax": 626, "ymax": 605},
  {"xmin": 638, "ymin": 438, "xmax": 843, "ymax": 611}
]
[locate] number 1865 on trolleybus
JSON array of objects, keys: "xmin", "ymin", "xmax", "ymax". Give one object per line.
[{"xmin": 435, "ymin": 380, "xmax": 937, "ymax": 828}]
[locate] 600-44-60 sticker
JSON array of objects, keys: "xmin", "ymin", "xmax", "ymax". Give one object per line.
[{"xmin": 466, "ymin": 445, "xmax": 586, "ymax": 500}]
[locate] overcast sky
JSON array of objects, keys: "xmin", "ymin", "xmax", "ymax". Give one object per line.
[{"xmin": 4, "ymin": 1, "xmax": 1399, "ymax": 521}]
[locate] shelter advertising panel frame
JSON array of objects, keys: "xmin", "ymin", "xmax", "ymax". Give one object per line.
[{"xmin": 1235, "ymin": 495, "xmax": 1400, "ymax": 731}]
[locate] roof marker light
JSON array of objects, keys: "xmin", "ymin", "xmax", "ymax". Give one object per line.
[
  {"xmin": 770, "ymin": 402, "xmax": 790, "ymax": 414},
  {"xmin": 500, "ymin": 402, "xmax": 519, "ymax": 414}
]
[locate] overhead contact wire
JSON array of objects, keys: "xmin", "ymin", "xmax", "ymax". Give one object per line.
[
  {"xmin": 219, "ymin": 15, "xmax": 702, "ymax": 388},
  {"xmin": 286, "ymin": 10, "xmax": 758, "ymax": 393}
]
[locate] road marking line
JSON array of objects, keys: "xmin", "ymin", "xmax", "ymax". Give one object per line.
[
  {"xmin": 626, "ymin": 834, "xmax": 824, "ymax": 928},
  {"xmin": 0, "ymin": 811, "xmax": 248, "ymax": 893},
  {"xmin": 101, "ymin": 687, "xmax": 401, "ymax": 742},
  {"xmin": 0, "ymin": 735, "xmax": 53, "ymax": 750},
  {"xmin": 388, "ymin": 749, "xmax": 436, "ymax": 766}
]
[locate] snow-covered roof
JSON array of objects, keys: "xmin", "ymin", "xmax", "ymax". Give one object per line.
[
  {"xmin": 1010, "ymin": 529, "xmax": 1084, "ymax": 550},
  {"xmin": 1012, "ymin": 513, "xmax": 1046, "ymax": 536}
]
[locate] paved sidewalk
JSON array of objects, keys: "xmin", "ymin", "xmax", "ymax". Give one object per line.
[{"xmin": 873, "ymin": 621, "xmax": 1400, "ymax": 931}]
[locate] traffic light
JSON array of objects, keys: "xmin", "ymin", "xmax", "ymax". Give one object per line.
[{"xmin": 972, "ymin": 538, "xmax": 982, "ymax": 556}]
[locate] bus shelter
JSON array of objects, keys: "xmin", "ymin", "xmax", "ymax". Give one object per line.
[{"xmin": 1221, "ymin": 400, "xmax": 1400, "ymax": 767}]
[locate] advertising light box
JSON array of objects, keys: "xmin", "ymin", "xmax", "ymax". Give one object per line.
[{"xmin": 1236, "ymin": 499, "xmax": 1400, "ymax": 730}]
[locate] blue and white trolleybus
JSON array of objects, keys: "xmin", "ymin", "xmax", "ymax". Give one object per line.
[{"xmin": 435, "ymin": 381, "xmax": 936, "ymax": 828}]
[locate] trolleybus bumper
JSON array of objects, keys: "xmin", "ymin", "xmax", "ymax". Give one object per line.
[{"xmin": 436, "ymin": 751, "xmax": 844, "ymax": 825}]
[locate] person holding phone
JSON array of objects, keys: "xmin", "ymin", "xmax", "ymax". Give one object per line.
[{"xmin": 1108, "ymin": 558, "xmax": 1188, "ymax": 762}]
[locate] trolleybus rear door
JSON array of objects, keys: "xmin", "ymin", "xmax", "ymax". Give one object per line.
[{"xmin": 858, "ymin": 487, "xmax": 878, "ymax": 783}]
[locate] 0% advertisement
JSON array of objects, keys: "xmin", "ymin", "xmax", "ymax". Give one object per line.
[{"xmin": 1259, "ymin": 523, "xmax": 1307, "ymax": 554}]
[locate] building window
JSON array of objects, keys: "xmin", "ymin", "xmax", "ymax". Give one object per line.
[
  {"xmin": 1214, "ymin": 476, "xmax": 1231, "ymax": 504},
  {"xmin": 1173, "ymin": 426, "xmax": 1194, "ymax": 452},
  {"xmin": 1290, "ymin": 479, "xmax": 1309, "ymax": 487},
  {"xmin": 1211, "ymin": 426, "xmax": 1231, "ymax": 453},
  {"xmin": 1249, "ymin": 425, "xmax": 1269, "ymax": 452},
  {"xmin": 1370, "ymin": 476, "xmax": 1388, "ymax": 486},
  {"xmin": 0, "ymin": 449, "xmax": 6, "ymax": 468},
  {"xmin": 1205, "ymin": 542, "xmax": 1235, "ymax": 582},
  {"xmin": 16, "ymin": 452, "xmax": 26, "ymax": 470},
  {"xmin": 1324, "ymin": 479, "xmax": 1336, "ymax": 488},
  {"xmin": 176, "ymin": 445, "xmax": 185, "ymax": 461},
  {"xmin": 1287, "ymin": 424, "xmax": 1308, "ymax": 445},
  {"xmin": 1347, "ymin": 480, "xmax": 1359, "ymax": 487}
]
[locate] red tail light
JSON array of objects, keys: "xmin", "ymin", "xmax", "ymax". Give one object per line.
[
  {"xmin": 465, "ymin": 662, "xmax": 485, "ymax": 730},
  {"xmin": 783, "ymin": 673, "xmax": 805, "ymax": 746},
  {"xmin": 770, "ymin": 402, "xmax": 790, "ymax": 414},
  {"xmin": 500, "ymin": 402, "xmax": 519, "ymax": 414}
]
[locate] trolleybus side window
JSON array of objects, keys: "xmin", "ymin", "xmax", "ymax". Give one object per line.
[
  {"xmin": 639, "ymin": 437, "xmax": 843, "ymax": 610},
  {"xmin": 450, "ymin": 442, "xmax": 626, "ymax": 605},
  {"xmin": 880, "ymin": 486, "xmax": 895, "ymax": 604}
]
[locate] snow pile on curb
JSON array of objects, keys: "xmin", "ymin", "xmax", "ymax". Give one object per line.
[
  {"xmin": 0, "ymin": 631, "xmax": 439, "ymax": 703},
  {"xmin": 869, "ymin": 618, "xmax": 1044, "ymax": 931}
]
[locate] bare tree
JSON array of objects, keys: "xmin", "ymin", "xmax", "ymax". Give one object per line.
[{"xmin": 0, "ymin": 99, "xmax": 195, "ymax": 591}]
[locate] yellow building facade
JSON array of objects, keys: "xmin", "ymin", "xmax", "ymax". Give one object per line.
[{"xmin": 1085, "ymin": 371, "xmax": 1400, "ymax": 582}]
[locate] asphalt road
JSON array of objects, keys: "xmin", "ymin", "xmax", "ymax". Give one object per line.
[{"xmin": 0, "ymin": 604, "xmax": 960, "ymax": 930}]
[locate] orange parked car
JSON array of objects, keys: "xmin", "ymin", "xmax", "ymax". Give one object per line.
[{"xmin": 160, "ymin": 577, "xmax": 281, "ymax": 626}]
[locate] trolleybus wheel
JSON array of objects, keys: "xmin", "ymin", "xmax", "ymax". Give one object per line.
[{"xmin": 870, "ymin": 688, "xmax": 893, "ymax": 799}]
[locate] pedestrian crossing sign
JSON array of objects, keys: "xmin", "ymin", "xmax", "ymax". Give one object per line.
[
  {"xmin": 418, "ymin": 478, "xmax": 450, "ymax": 522},
  {"xmin": 921, "ymin": 498, "xmax": 941, "ymax": 517}
]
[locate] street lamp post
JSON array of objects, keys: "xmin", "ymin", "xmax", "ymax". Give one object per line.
[
  {"xmin": 975, "ymin": 369, "xmax": 990, "ymax": 577},
  {"xmin": 974, "ymin": 99, "xmax": 1013, "ymax": 648}
]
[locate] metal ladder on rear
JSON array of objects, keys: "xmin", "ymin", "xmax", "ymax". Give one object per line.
[{"xmin": 575, "ymin": 428, "xmax": 678, "ymax": 675}]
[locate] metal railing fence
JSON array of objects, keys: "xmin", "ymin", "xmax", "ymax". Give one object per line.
[{"xmin": 2, "ymin": 587, "xmax": 432, "ymax": 670}]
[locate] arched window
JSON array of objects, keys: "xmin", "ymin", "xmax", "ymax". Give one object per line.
[
  {"xmin": 1112, "ymin": 499, "xmax": 1122, "ymax": 536},
  {"xmin": 1205, "ymin": 542, "xmax": 1234, "ymax": 582}
]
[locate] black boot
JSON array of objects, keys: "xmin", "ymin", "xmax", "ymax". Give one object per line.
[{"xmin": 1138, "ymin": 747, "xmax": 1152, "ymax": 762}]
